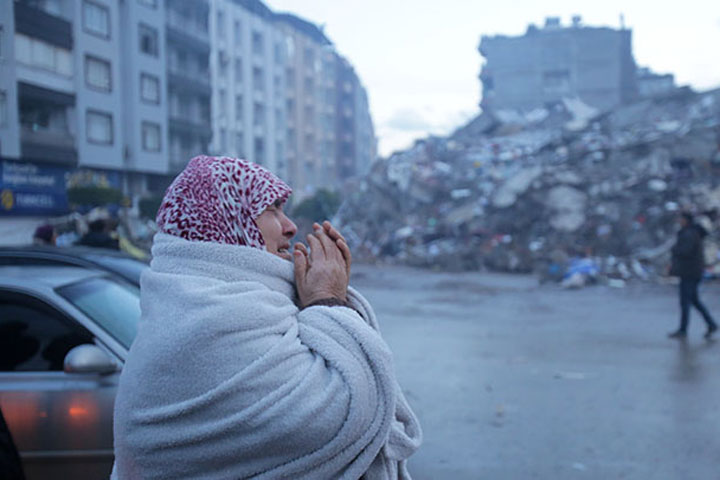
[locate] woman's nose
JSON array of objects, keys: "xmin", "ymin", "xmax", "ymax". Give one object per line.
[{"xmin": 283, "ymin": 215, "xmax": 298, "ymax": 237}]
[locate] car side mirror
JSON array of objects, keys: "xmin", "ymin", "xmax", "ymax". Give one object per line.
[{"xmin": 64, "ymin": 344, "xmax": 118, "ymax": 375}]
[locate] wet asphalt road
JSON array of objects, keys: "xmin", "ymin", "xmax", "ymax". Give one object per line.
[{"xmin": 351, "ymin": 265, "xmax": 720, "ymax": 480}]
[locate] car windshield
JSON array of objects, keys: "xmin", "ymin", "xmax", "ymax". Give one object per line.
[
  {"xmin": 84, "ymin": 254, "xmax": 148, "ymax": 285},
  {"xmin": 56, "ymin": 277, "xmax": 140, "ymax": 349}
]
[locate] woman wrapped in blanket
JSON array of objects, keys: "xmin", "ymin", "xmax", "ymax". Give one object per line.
[{"xmin": 112, "ymin": 156, "xmax": 421, "ymax": 479}]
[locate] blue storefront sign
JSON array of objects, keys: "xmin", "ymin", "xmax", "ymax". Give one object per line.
[{"xmin": 0, "ymin": 159, "xmax": 70, "ymax": 216}]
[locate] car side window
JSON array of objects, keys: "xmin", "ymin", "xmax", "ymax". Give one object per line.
[{"xmin": 0, "ymin": 294, "xmax": 93, "ymax": 372}]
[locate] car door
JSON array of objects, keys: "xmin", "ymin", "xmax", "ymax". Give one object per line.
[{"xmin": 0, "ymin": 290, "xmax": 118, "ymax": 479}]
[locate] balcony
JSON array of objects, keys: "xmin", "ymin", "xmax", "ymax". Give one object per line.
[
  {"xmin": 168, "ymin": 117, "xmax": 212, "ymax": 140},
  {"xmin": 18, "ymin": 82, "xmax": 77, "ymax": 166},
  {"xmin": 166, "ymin": 24, "xmax": 210, "ymax": 55},
  {"xmin": 167, "ymin": 71, "xmax": 212, "ymax": 97},
  {"xmin": 21, "ymin": 127, "xmax": 77, "ymax": 166},
  {"xmin": 14, "ymin": 2, "xmax": 73, "ymax": 50}
]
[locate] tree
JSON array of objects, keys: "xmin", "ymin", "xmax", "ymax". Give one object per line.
[
  {"xmin": 67, "ymin": 186, "xmax": 123, "ymax": 207},
  {"xmin": 139, "ymin": 195, "xmax": 165, "ymax": 220},
  {"xmin": 292, "ymin": 189, "xmax": 341, "ymax": 222}
]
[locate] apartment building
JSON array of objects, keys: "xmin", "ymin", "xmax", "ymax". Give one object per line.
[
  {"xmin": 0, "ymin": 0, "xmax": 375, "ymax": 219},
  {"xmin": 335, "ymin": 55, "xmax": 375, "ymax": 179},
  {"xmin": 479, "ymin": 16, "xmax": 638, "ymax": 112},
  {"xmin": 274, "ymin": 13, "xmax": 338, "ymax": 200},
  {"xmin": 0, "ymin": 0, "xmax": 169, "ymax": 216},
  {"xmin": 208, "ymin": 0, "xmax": 287, "ymax": 180},
  {"xmin": 165, "ymin": 0, "xmax": 212, "ymax": 175}
]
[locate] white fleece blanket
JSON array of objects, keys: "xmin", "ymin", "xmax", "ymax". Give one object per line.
[{"xmin": 112, "ymin": 233, "xmax": 421, "ymax": 479}]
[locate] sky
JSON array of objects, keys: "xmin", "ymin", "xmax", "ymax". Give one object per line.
[{"xmin": 266, "ymin": 1, "xmax": 720, "ymax": 157}]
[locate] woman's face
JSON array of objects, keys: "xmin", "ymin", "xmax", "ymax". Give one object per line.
[{"xmin": 255, "ymin": 200, "xmax": 298, "ymax": 261}]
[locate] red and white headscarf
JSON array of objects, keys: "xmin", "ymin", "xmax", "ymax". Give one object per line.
[{"xmin": 156, "ymin": 156, "xmax": 292, "ymax": 249}]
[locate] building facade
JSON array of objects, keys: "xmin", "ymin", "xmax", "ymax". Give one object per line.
[
  {"xmin": 208, "ymin": 0, "xmax": 288, "ymax": 180},
  {"xmin": 479, "ymin": 16, "xmax": 638, "ymax": 112},
  {"xmin": 165, "ymin": 0, "xmax": 212, "ymax": 177},
  {"xmin": 274, "ymin": 13, "xmax": 335, "ymax": 199},
  {"xmin": 335, "ymin": 55, "xmax": 375, "ymax": 179},
  {"xmin": 1, "ymin": 0, "xmax": 171, "ymax": 217},
  {"xmin": 637, "ymin": 67, "xmax": 676, "ymax": 98},
  {"xmin": 0, "ymin": 0, "xmax": 375, "ymax": 219}
]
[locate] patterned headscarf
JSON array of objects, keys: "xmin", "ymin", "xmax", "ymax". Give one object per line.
[{"xmin": 156, "ymin": 156, "xmax": 292, "ymax": 248}]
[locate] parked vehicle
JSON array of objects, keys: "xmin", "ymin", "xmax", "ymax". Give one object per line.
[
  {"xmin": 0, "ymin": 246, "xmax": 149, "ymax": 287},
  {"xmin": 0, "ymin": 265, "xmax": 141, "ymax": 479}
]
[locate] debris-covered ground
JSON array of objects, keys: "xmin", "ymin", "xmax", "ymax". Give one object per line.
[
  {"xmin": 337, "ymin": 87, "xmax": 720, "ymax": 285},
  {"xmin": 353, "ymin": 264, "xmax": 720, "ymax": 480}
]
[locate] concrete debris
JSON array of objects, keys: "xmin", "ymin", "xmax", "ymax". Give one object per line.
[{"xmin": 337, "ymin": 88, "xmax": 720, "ymax": 285}]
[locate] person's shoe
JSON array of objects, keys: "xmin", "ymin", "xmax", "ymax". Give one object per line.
[
  {"xmin": 704, "ymin": 324, "xmax": 718, "ymax": 340},
  {"xmin": 668, "ymin": 330, "xmax": 687, "ymax": 339}
]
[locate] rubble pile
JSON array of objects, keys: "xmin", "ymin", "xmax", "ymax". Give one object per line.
[{"xmin": 336, "ymin": 88, "xmax": 720, "ymax": 283}]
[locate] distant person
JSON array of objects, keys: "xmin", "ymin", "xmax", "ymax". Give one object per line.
[
  {"xmin": 75, "ymin": 219, "xmax": 119, "ymax": 250},
  {"xmin": 112, "ymin": 156, "xmax": 421, "ymax": 479},
  {"xmin": 32, "ymin": 224, "xmax": 56, "ymax": 246},
  {"xmin": 668, "ymin": 212, "xmax": 718, "ymax": 339}
]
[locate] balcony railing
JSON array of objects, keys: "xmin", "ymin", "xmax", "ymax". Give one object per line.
[
  {"xmin": 20, "ymin": 127, "xmax": 77, "ymax": 165},
  {"xmin": 166, "ymin": 9, "xmax": 209, "ymax": 42}
]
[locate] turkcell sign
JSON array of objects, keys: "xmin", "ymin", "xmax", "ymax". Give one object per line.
[{"xmin": 0, "ymin": 159, "xmax": 69, "ymax": 216}]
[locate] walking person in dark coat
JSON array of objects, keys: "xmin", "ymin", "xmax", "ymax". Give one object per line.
[{"xmin": 668, "ymin": 212, "xmax": 718, "ymax": 339}]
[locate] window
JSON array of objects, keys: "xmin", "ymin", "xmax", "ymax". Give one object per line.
[
  {"xmin": 235, "ymin": 132, "xmax": 244, "ymax": 156},
  {"xmin": 304, "ymin": 133, "xmax": 314, "ymax": 153},
  {"xmin": 0, "ymin": 295, "xmax": 93, "ymax": 372},
  {"xmin": 287, "ymin": 128, "xmax": 296, "ymax": 146},
  {"xmin": 83, "ymin": 1, "xmax": 110, "ymax": 38},
  {"xmin": 254, "ymin": 137, "xmax": 264, "ymax": 164},
  {"xmin": 33, "ymin": 40, "xmax": 55, "ymax": 70},
  {"xmin": 219, "ymin": 128, "xmax": 227, "ymax": 151},
  {"xmin": 34, "ymin": 0, "xmax": 62, "ymax": 16},
  {"xmin": 273, "ymin": 75, "xmax": 281, "ymax": 92},
  {"xmin": 218, "ymin": 89, "xmax": 227, "ymax": 117},
  {"xmin": 304, "ymin": 47, "xmax": 314, "ymax": 68},
  {"xmin": 276, "ymin": 141, "xmax": 284, "ymax": 167},
  {"xmin": 0, "ymin": 91, "xmax": 7, "ymax": 127},
  {"xmin": 216, "ymin": 10, "xmax": 225, "ymax": 38},
  {"xmin": 234, "ymin": 57, "xmax": 243, "ymax": 82},
  {"xmin": 138, "ymin": 0, "xmax": 157, "ymax": 8},
  {"xmin": 56, "ymin": 49, "xmax": 72, "ymax": 76},
  {"xmin": 253, "ymin": 102, "xmax": 265, "ymax": 127},
  {"xmin": 142, "ymin": 121, "xmax": 161, "ymax": 152},
  {"xmin": 304, "ymin": 77, "xmax": 314, "ymax": 95},
  {"xmin": 235, "ymin": 95, "xmax": 243, "ymax": 122},
  {"xmin": 252, "ymin": 66, "xmax": 264, "ymax": 92},
  {"xmin": 0, "ymin": 26, "xmax": 4, "ymax": 59},
  {"xmin": 86, "ymin": 110, "xmax": 113, "ymax": 144},
  {"xmin": 200, "ymin": 101, "xmax": 210, "ymax": 123},
  {"xmin": 140, "ymin": 73, "xmax": 160, "ymax": 104},
  {"xmin": 234, "ymin": 20, "xmax": 242, "ymax": 45},
  {"xmin": 218, "ymin": 51, "xmax": 229, "ymax": 77},
  {"xmin": 139, "ymin": 24, "xmax": 158, "ymax": 57},
  {"xmin": 286, "ymin": 98, "xmax": 295, "ymax": 117},
  {"xmin": 85, "ymin": 55, "xmax": 111, "ymax": 92},
  {"xmin": 57, "ymin": 277, "xmax": 140, "ymax": 350},
  {"xmin": 274, "ymin": 43, "xmax": 282, "ymax": 64},
  {"xmin": 252, "ymin": 31, "xmax": 263, "ymax": 56}
]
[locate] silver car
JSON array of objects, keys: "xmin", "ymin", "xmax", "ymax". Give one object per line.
[{"xmin": 0, "ymin": 265, "xmax": 141, "ymax": 479}]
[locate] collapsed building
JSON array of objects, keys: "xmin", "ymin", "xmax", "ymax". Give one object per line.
[{"xmin": 335, "ymin": 87, "xmax": 720, "ymax": 284}]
